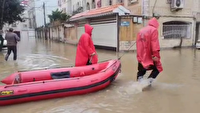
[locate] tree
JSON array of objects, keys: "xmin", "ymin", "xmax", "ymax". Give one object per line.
[
  {"xmin": 48, "ymin": 9, "xmax": 71, "ymax": 23},
  {"xmin": 0, "ymin": 0, "xmax": 25, "ymax": 29}
]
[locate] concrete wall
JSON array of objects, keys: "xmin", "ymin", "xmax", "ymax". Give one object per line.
[
  {"xmin": 149, "ymin": 0, "xmax": 193, "ymax": 16},
  {"xmin": 49, "ymin": 25, "xmax": 65, "ymax": 41},
  {"xmin": 56, "ymin": 0, "xmax": 200, "ymax": 50},
  {"xmin": 65, "ymin": 26, "xmax": 78, "ymax": 44}
]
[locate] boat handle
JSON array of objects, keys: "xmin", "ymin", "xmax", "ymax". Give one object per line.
[
  {"xmin": 18, "ymin": 89, "xmax": 27, "ymax": 92},
  {"xmin": 91, "ymin": 79, "xmax": 98, "ymax": 82}
]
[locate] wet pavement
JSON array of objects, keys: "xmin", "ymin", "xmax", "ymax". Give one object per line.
[{"xmin": 0, "ymin": 35, "xmax": 200, "ymax": 113}]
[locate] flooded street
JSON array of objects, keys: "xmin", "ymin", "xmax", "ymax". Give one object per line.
[{"xmin": 0, "ymin": 36, "xmax": 200, "ymax": 113}]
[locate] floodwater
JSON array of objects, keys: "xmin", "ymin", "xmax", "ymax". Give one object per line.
[{"xmin": 0, "ymin": 35, "xmax": 200, "ymax": 113}]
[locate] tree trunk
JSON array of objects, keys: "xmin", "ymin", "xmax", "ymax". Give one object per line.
[{"xmin": 173, "ymin": 31, "xmax": 186, "ymax": 49}]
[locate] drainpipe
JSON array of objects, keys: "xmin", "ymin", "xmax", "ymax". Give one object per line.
[
  {"xmin": 194, "ymin": 17, "xmax": 198, "ymax": 46},
  {"xmin": 195, "ymin": 22, "xmax": 199, "ymax": 45},
  {"xmin": 152, "ymin": 0, "xmax": 158, "ymax": 16},
  {"xmin": 152, "ymin": 0, "xmax": 160, "ymax": 19},
  {"xmin": 116, "ymin": 14, "xmax": 119, "ymax": 52}
]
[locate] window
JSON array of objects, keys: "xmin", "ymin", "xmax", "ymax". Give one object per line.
[
  {"xmin": 86, "ymin": 2, "xmax": 90, "ymax": 10},
  {"xmin": 92, "ymin": 0, "xmax": 96, "ymax": 9},
  {"xmin": 109, "ymin": 0, "xmax": 112, "ymax": 5},
  {"xmin": 76, "ymin": 1, "xmax": 83, "ymax": 12},
  {"xmin": 97, "ymin": 0, "xmax": 101, "ymax": 8},
  {"xmin": 58, "ymin": 0, "xmax": 61, "ymax": 6},
  {"xmin": 163, "ymin": 21, "xmax": 191, "ymax": 39}
]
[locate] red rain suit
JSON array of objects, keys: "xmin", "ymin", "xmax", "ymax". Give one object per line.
[
  {"xmin": 75, "ymin": 24, "xmax": 98, "ymax": 67},
  {"xmin": 136, "ymin": 18, "xmax": 163, "ymax": 72}
]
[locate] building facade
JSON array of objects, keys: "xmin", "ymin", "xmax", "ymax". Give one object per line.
[
  {"xmin": 27, "ymin": 0, "xmax": 36, "ymax": 29},
  {"xmin": 28, "ymin": 0, "xmax": 59, "ymax": 28},
  {"xmin": 93, "ymin": 0, "xmax": 200, "ymax": 48},
  {"xmin": 55, "ymin": 0, "xmax": 200, "ymax": 50},
  {"xmin": 3, "ymin": 0, "xmax": 35, "ymax": 38},
  {"xmin": 58, "ymin": 0, "xmax": 87, "ymax": 15}
]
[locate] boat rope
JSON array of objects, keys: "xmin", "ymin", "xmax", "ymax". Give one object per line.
[
  {"xmin": 117, "ymin": 41, "xmax": 136, "ymax": 60},
  {"xmin": 88, "ymin": 42, "xmax": 136, "ymax": 63},
  {"xmin": 18, "ymin": 42, "xmax": 136, "ymax": 72}
]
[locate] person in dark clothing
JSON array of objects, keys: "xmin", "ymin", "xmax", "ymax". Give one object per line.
[
  {"xmin": 5, "ymin": 28, "xmax": 20, "ymax": 61},
  {"xmin": 136, "ymin": 18, "xmax": 163, "ymax": 83},
  {"xmin": 137, "ymin": 62, "xmax": 160, "ymax": 81},
  {"xmin": 0, "ymin": 30, "xmax": 4, "ymax": 51}
]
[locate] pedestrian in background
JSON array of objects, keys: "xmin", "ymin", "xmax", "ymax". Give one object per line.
[
  {"xmin": 136, "ymin": 17, "xmax": 163, "ymax": 83},
  {"xmin": 5, "ymin": 28, "xmax": 20, "ymax": 61}
]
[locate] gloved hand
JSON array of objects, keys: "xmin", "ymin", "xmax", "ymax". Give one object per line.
[
  {"xmin": 152, "ymin": 56, "xmax": 159, "ymax": 62},
  {"xmin": 91, "ymin": 52, "xmax": 95, "ymax": 56}
]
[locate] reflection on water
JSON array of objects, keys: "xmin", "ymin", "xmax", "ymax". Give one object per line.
[
  {"xmin": 18, "ymin": 54, "xmax": 70, "ymax": 71},
  {"xmin": 0, "ymin": 37, "xmax": 200, "ymax": 113}
]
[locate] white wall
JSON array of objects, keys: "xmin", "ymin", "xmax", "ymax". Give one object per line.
[
  {"xmin": 3, "ymin": 8, "xmax": 35, "ymax": 38},
  {"xmin": 77, "ymin": 23, "xmax": 117, "ymax": 47},
  {"xmin": 92, "ymin": 23, "xmax": 117, "ymax": 47}
]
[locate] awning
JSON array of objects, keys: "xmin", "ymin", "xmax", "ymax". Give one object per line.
[{"xmin": 69, "ymin": 4, "xmax": 131, "ymax": 22}]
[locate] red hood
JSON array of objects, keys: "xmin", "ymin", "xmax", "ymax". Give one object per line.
[
  {"xmin": 148, "ymin": 18, "xmax": 159, "ymax": 29},
  {"xmin": 85, "ymin": 24, "xmax": 93, "ymax": 36}
]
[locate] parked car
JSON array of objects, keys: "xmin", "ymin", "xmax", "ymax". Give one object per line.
[
  {"xmin": 196, "ymin": 40, "xmax": 200, "ymax": 49},
  {"xmin": 0, "ymin": 34, "xmax": 7, "ymax": 48}
]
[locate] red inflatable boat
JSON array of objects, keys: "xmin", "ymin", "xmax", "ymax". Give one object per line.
[{"xmin": 0, "ymin": 60, "xmax": 121, "ymax": 106}]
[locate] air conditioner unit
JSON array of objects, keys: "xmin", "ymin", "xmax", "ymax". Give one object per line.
[
  {"xmin": 171, "ymin": 0, "xmax": 184, "ymax": 9},
  {"xmin": 130, "ymin": 0, "xmax": 137, "ymax": 4}
]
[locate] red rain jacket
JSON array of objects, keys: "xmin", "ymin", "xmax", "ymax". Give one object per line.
[
  {"xmin": 75, "ymin": 24, "xmax": 98, "ymax": 67},
  {"xmin": 136, "ymin": 18, "xmax": 163, "ymax": 72}
]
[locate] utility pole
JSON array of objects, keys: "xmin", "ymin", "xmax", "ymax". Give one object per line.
[{"xmin": 43, "ymin": 2, "xmax": 47, "ymax": 40}]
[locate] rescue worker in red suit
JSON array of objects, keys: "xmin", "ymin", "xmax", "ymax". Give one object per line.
[
  {"xmin": 75, "ymin": 24, "xmax": 98, "ymax": 67},
  {"xmin": 136, "ymin": 17, "xmax": 163, "ymax": 82}
]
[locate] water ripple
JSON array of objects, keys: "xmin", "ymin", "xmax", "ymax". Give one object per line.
[{"xmin": 17, "ymin": 54, "xmax": 70, "ymax": 71}]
